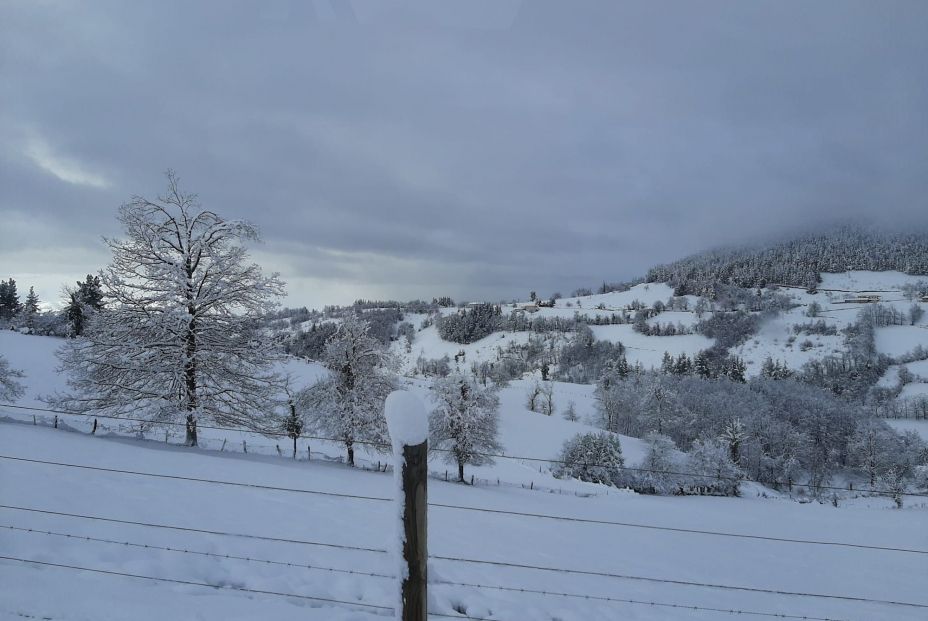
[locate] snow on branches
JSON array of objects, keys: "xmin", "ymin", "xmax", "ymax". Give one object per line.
[
  {"xmin": 429, "ymin": 371, "xmax": 502, "ymax": 483},
  {"xmin": 299, "ymin": 314, "xmax": 397, "ymax": 466},
  {"xmin": 53, "ymin": 171, "xmax": 285, "ymax": 444}
]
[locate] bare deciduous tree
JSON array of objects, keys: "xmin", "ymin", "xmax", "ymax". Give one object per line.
[{"xmin": 53, "ymin": 171, "xmax": 285, "ymax": 445}]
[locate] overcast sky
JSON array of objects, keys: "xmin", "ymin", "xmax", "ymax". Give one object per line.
[{"xmin": 2, "ymin": 1, "xmax": 927, "ymax": 309}]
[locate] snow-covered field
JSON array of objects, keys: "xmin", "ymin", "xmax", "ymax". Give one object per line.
[
  {"xmin": 874, "ymin": 326, "xmax": 928, "ymax": 358},
  {"xmin": 2, "ymin": 423, "xmax": 926, "ymax": 621},
  {"xmin": 589, "ymin": 324, "xmax": 714, "ymax": 369}
]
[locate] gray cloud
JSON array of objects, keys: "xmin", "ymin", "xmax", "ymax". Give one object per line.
[{"xmin": 2, "ymin": 0, "xmax": 927, "ymax": 309}]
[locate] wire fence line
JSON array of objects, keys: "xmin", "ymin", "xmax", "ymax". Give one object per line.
[
  {"xmin": 3, "ymin": 454, "xmax": 926, "ymax": 555},
  {"xmin": 8, "ymin": 522, "xmax": 925, "ymax": 610},
  {"xmin": 3, "ymin": 455, "xmax": 926, "ymax": 555},
  {"xmin": 428, "ymin": 556, "xmax": 928, "ymax": 609},
  {"xmin": 3, "ymin": 403, "xmax": 925, "ymax": 498},
  {"xmin": 0, "ymin": 555, "xmax": 394, "ymax": 613},
  {"xmin": 0, "ymin": 504, "xmax": 389, "ymax": 554},
  {"xmin": 0, "ymin": 454, "xmax": 394, "ymax": 503},
  {"xmin": 2, "ymin": 408, "xmax": 922, "ymax": 620},
  {"xmin": 0, "ymin": 554, "xmax": 859, "ymax": 621},
  {"xmin": 2, "ymin": 525, "xmax": 394, "ymax": 579}
]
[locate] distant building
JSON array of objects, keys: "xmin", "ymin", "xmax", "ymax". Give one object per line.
[{"xmin": 842, "ymin": 294, "xmax": 881, "ymax": 304}]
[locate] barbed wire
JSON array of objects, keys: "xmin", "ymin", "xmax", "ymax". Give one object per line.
[
  {"xmin": 10, "ymin": 522, "xmax": 918, "ymax": 609},
  {"xmin": 429, "ymin": 600, "xmax": 850, "ymax": 621},
  {"xmin": 4, "ymin": 455, "xmax": 925, "ymax": 555},
  {"xmin": 0, "ymin": 504, "xmax": 388, "ymax": 554},
  {"xmin": 427, "ymin": 501, "xmax": 928, "ymax": 555},
  {"xmin": 0, "ymin": 555, "xmax": 393, "ymax": 613},
  {"xmin": 0, "ymin": 553, "xmax": 859, "ymax": 621},
  {"xmin": 0, "ymin": 454, "xmax": 392, "ymax": 503},
  {"xmin": 2, "ymin": 524, "xmax": 393, "ymax": 579},
  {"xmin": 429, "ymin": 556, "xmax": 928, "ymax": 609},
  {"xmin": 4, "ymin": 402, "xmax": 924, "ymax": 498}
]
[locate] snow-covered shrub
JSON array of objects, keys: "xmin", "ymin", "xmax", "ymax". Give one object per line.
[{"xmin": 555, "ymin": 432, "xmax": 625, "ymax": 486}]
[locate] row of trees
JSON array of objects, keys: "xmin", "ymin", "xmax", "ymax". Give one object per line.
[
  {"xmin": 594, "ymin": 370, "xmax": 927, "ymax": 496},
  {"xmin": 0, "ymin": 274, "xmax": 105, "ymax": 337},
  {"xmin": 555, "ymin": 431, "xmax": 742, "ymax": 496},
  {"xmin": 647, "ymin": 224, "xmax": 928, "ymax": 297}
]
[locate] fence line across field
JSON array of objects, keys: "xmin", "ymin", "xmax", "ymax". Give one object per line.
[
  {"xmin": 1, "ymin": 553, "xmax": 858, "ymax": 621},
  {"xmin": 7, "ymin": 523, "xmax": 925, "ymax": 611},
  {"xmin": 2, "ymin": 524, "xmax": 394, "ymax": 579},
  {"xmin": 0, "ymin": 504, "xmax": 389, "ymax": 554},
  {"xmin": 3, "ymin": 403, "xmax": 924, "ymax": 498},
  {"xmin": 0, "ymin": 555, "xmax": 394, "ymax": 615},
  {"xmin": 3, "ymin": 455, "xmax": 927, "ymax": 556}
]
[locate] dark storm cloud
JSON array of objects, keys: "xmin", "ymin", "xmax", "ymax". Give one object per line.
[{"xmin": 2, "ymin": 0, "xmax": 927, "ymax": 308}]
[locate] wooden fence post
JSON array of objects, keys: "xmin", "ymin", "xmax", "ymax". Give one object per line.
[{"xmin": 384, "ymin": 391, "xmax": 428, "ymax": 621}]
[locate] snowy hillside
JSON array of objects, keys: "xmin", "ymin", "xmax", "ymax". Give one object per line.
[{"xmin": 3, "ymin": 319, "xmax": 928, "ymax": 620}]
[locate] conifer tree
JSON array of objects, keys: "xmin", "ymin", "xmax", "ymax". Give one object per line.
[
  {"xmin": 0, "ymin": 279, "xmax": 21, "ymax": 320},
  {"xmin": 22, "ymin": 287, "xmax": 40, "ymax": 329}
]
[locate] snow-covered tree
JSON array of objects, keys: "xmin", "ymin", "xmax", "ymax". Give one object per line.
[
  {"xmin": 429, "ymin": 371, "xmax": 501, "ymax": 482},
  {"xmin": 22, "ymin": 286, "xmax": 40, "ymax": 330},
  {"xmin": 555, "ymin": 431, "xmax": 625, "ymax": 486},
  {"xmin": 54, "ymin": 172, "xmax": 285, "ymax": 446},
  {"xmin": 909, "ymin": 303, "xmax": 925, "ymax": 326},
  {"xmin": 640, "ymin": 378, "xmax": 676, "ymax": 435},
  {"xmin": 526, "ymin": 381, "xmax": 542, "ymax": 412},
  {"xmin": 848, "ymin": 420, "xmax": 896, "ymax": 486},
  {"xmin": 540, "ymin": 382, "xmax": 555, "ymax": 416},
  {"xmin": 636, "ymin": 433, "xmax": 682, "ymax": 494},
  {"xmin": 301, "ymin": 314, "xmax": 396, "ymax": 466},
  {"xmin": 721, "ymin": 418, "xmax": 746, "ymax": 464},
  {"xmin": 694, "ymin": 351, "xmax": 712, "ymax": 379},
  {"xmin": 563, "ymin": 400, "xmax": 579, "ymax": 422},
  {"xmin": 0, "ymin": 355, "xmax": 25, "ymax": 403},
  {"xmin": 65, "ymin": 274, "xmax": 105, "ymax": 337},
  {"xmin": 685, "ymin": 438, "xmax": 742, "ymax": 496},
  {"xmin": 282, "ymin": 397, "xmax": 304, "ymax": 459},
  {"xmin": 877, "ymin": 467, "xmax": 906, "ymax": 509},
  {"xmin": 0, "ymin": 278, "xmax": 21, "ymax": 320}
]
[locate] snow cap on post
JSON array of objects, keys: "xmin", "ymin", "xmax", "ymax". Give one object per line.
[{"xmin": 385, "ymin": 390, "xmax": 429, "ymax": 452}]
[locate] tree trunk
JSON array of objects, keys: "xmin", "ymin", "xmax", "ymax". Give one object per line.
[
  {"xmin": 185, "ymin": 413, "xmax": 198, "ymax": 447},
  {"xmin": 293, "ymin": 436, "xmax": 297, "ymax": 459},
  {"xmin": 458, "ymin": 460, "xmax": 465, "ymax": 483},
  {"xmin": 347, "ymin": 442, "xmax": 355, "ymax": 467},
  {"xmin": 184, "ymin": 283, "xmax": 199, "ymax": 448}
]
